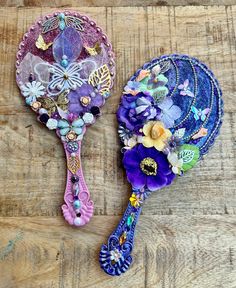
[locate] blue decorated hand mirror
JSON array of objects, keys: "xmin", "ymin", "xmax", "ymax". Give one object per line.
[{"xmin": 99, "ymin": 54, "xmax": 223, "ymax": 276}]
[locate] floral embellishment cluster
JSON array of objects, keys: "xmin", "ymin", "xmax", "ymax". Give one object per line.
[
  {"xmin": 18, "ymin": 26, "xmax": 112, "ymax": 144},
  {"xmin": 117, "ymin": 61, "xmax": 203, "ymax": 186}
]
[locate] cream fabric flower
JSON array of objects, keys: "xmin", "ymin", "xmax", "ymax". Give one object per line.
[{"xmin": 142, "ymin": 121, "xmax": 172, "ymax": 151}]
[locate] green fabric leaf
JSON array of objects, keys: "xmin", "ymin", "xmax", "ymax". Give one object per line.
[
  {"xmin": 157, "ymin": 74, "xmax": 168, "ymax": 85},
  {"xmin": 152, "ymin": 86, "xmax": 169, "ymax": 102},
  {"xmin": 178, "ymin": 144, "xmax": 200, "ymax": 172}
]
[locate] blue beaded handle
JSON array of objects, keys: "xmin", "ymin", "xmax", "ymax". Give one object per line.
[{"xmin": 99, "ymin": 189, "xmax": 151, "ymax": 276}]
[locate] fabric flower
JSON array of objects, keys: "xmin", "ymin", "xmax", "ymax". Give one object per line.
[
  {"xmin": 124, "ymin": 134, "xmax": 142, "ymax": 149},
  {"xmin": 124, "ymin": 81, "xmax": 140, "ymax": 95},
  {"xmin": 157, "ymin": 97, "xmax": 181, "ymax": 128},
  {"xmin": 167, "ymin": 152, "xmax": 183, "ymax": 175},
  {"xmin": 118, "ymin": 125, "xmax": 133, "ymax": 142},
  {"xmin": 46, "ymin": 118, "xmax": 58, "ymax": 130},
  {"xmin": 68, "ymin": 84, "xmax": 104, "ymax": 115},
  {"xmin": 117, "ymin": 92, "xmax": 159, "ymax": 132},
  {"xmin": 129, "ymin": 193, "xmax": 142, "ymax": 207},
  {"xmin": 20, "ymin": 81, "xmax": 45, "ymax": 105},
  {"xmin": 110, "ymin": 249, "xmax": 123, "ymax": 262},
  {"xmin": 136, "ymin": 70, "xmax": 150, "ymax": 82},
  {"xmin": 163, "ymin": 135, "xmax": 182, "ymax": 154},
  {"xmin": 123, "ymin": 144, "xmax": 175, "ymax": 191},
  {"xmin": 142, "ymin": 121, "xmax": 172, "ymax": 151}
]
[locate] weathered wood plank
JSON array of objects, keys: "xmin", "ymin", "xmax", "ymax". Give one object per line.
[
  {"xmin": 0, "ymin": 5, "xmax": 235, "ymax": 288},
  {"xmin": 2, "ymin": 0, "xmax": 236, "ymax": 7},
  {"xmin": 0, "ymin": 7, "xmax": 235, "ymax": 217},
  {"xmin": 0, "ymin": 216, "xmax": 235, "ymax": 288}
]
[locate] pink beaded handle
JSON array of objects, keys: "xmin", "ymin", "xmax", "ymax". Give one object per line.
[
  {"xmin": 62, "ymin": 139, "xmax": 93, "ymax": 226},
  {"xmin": 16, "ymin": 10, "xmax": 115, "ymax": 226}
]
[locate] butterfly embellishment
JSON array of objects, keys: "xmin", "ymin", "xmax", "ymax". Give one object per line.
[
  {"xmin": 178, "ymin": 79, "xmax": 194, "ymax": 97},
  {"xmin": 85, "ymin": 42, "xmax": 101, "ymax": 56},
  {"xmin": 191, "ymin": 106, "xmax": 210, "ymax": 121},
  {"xmin": 38, "ymin": 91, "xmax": 69, "ymax": 116},
  {"xmin": 42, "ymin": 13, "xmax": 84, "ymax": 34},
  {"xmin": 35, "ymin": 35, "xmax": 53, "ymax": 51}
]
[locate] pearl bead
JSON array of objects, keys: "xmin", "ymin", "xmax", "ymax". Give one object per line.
[{"xmin": 74, "ymin": 217, "xmax": 81, "ymax": 226}]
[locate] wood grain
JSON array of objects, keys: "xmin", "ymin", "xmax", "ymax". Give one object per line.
[
  {"xmin": 2, "ymin": 0, "xmax": 236, "ymax": 7},
  {"xmin": 0, "ymin": 5, "xmax": 235, "ymax": 288}
]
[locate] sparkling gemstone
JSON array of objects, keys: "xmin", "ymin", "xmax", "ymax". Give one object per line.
[
  {"xmin": 66, "ymin": 141, "xmax": 79, "ymax": 153},
  {"xmin": 119, "ymin": 232, "xmax": 127, "ymax": 245},
  {"xmin": 71, "ymin": 175, "xmax": 79, "ymax": 183},
  {"xmin": 127, "ymin": 215, "xmax": 134, "ymax": 226}
]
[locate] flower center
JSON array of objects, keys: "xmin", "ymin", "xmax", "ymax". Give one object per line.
[
  {"xmin": 80, "ymin": 96, "xmax": 91, "ymax": 106},
  {"xmin": 151, "ymin": 123, "xmax": 164, "ymax": 139},
  {"xmin": 140, "ymin": 157, "xmax": 157, "ymax": 176}
]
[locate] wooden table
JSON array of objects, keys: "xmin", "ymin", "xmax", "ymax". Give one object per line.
[{"xmin": 0, "ymin": 2, "xmax": 236, "ymax": 288}]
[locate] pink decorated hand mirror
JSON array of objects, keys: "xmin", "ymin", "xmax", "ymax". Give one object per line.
[{"xmin": 16, "ymin": 11, "xmax": 115, "ymax": 227}]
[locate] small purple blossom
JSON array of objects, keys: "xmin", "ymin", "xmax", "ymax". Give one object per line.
[
  {"xmin": 124, "ymin": 81, "xmax": 140, "ymax": 94},
  {"xmin": 157, "ymin": 97, "xmax": 181, "ymax": 128},
  {"xmin": 123, "ymin": 144, "xmax": 175, "ymax": 191},
  {"xmin": 117, "ymin": 92, "xmax": 160, "ymax": 132},
  {"xmin": 68, "ymin": 84, "xmax": 104, "ymax": 115},
  {"xmin": 163, "ymin": 135, "xmax": 182, "ymax": 155}
]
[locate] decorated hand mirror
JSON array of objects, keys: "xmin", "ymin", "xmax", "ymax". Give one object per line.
[
  {"xmin": 99, "ymin": 54, "xmax": 223, "ymax": 275},
  {"xmin": 16, "ymin": 11, "xmax": 115, "ymax": 226}
]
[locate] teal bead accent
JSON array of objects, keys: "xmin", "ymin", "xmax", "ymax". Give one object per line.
[
  {"xmin": 61, "ymin": 59, "xmax": 68, "ymax": 67},
  {"xmin": 59, "ymin": 20, "xmax": 66, "ymax": 31},
  {"xmin": 126, "ymin": 215, "xmax": 134, "ymax": 226},
  {"xmin": 58, "ymin": 13, "xmax": 65, "ymax": 20},
  {"xmin": 73, "ymin": 200, "xmax": 81, "ymax": 209}
]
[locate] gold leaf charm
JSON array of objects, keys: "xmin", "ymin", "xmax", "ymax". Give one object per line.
[
  {"xmin": 88, "ymin": 64, "xmax": 111, "ymax": 95},
  {"xmin": 85, "ymin": 42, "xmax": 101, "ymax": 56},
  {"xmin": 35, "ymin": 35, "xmax": 53, "ymax": 51},
  {"xmin": 67, "ymin": 156, "xmax": 80, "ymax": 174}
]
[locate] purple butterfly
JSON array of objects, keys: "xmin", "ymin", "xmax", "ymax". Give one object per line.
[{"xmin": 178, "ymin": 79, "xmax": 194, "ymax": 97}]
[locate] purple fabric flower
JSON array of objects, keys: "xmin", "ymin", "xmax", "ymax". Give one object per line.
[
  {"xmin": 124, "ymin": 81, "xmax": 140, "ymax": 94},
  {"xmin": 68, "ymin": 84, "xmax": 104, "ymax": 115},
  {"xmin": 123, "ymin": 144, "xmax": 175, "ymax": 191},
  {"xmin": 117, "ymin": 92, "xmax": 160, "ymax": 132},
  {"xmin": 157, "ymin": 97, "xmax": 181, "ymax": 128}
]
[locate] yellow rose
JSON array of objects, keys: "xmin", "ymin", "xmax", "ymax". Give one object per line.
[{"xmin": 142, "ymin": 121, "xmax": 172, "ymax": 151}]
